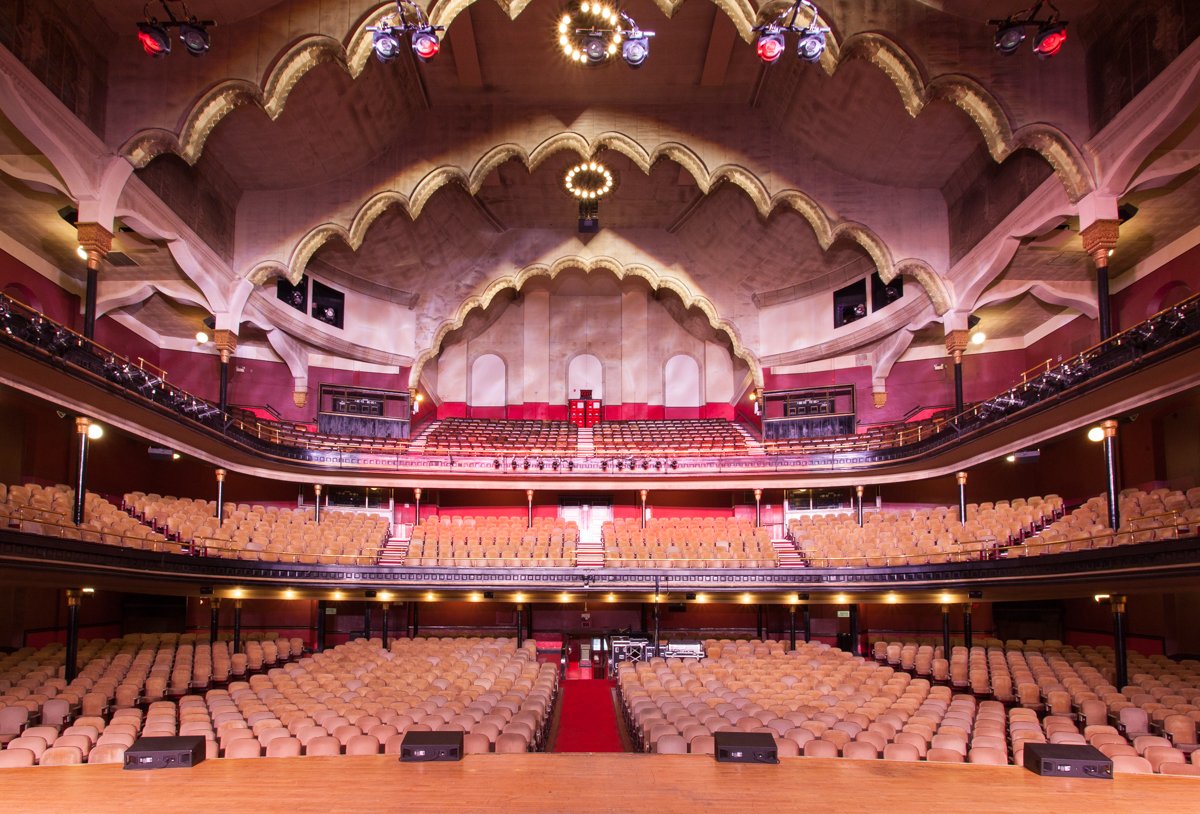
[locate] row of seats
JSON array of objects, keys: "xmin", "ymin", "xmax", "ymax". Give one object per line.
[
  {"xmin": 123, "ymin": 491, "xmax": 389, "ymax": 565},
  {"xmin": 423, "ymin": 418, "xmax": 577, "ymax": 457},
  {"xmin": 1029, "ymin": 487, "xmax": 1200, "ymax": 554},
  {"xmin": 1, "ymin": 482, "xmax": 176, "ymax": 552},
  {"xmin": 593, "ymin": 420, "xmax": 748, "ymax": 457},
  {"xmin": 1, "ymin": 636, "xmax": 554, "ymax": 767},
  {"xmin": 405, "ymin": 517, "xmax": 581, "ymax": 567},
  {"xmin": 602, "ymin": 517, "xmax": 777, "ymax": 567}
]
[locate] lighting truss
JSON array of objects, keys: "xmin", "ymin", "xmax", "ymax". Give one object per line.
[
  {"xmin": 752, "ymin": 0, "xmax": 830, "ymax": 64},
  {"xmin": 367, "ymin": 0, "xmax": 445, "ymax": 64},
  {"xmin": 556, "ymin": 3, "xmax": 655, "ymax": 68},
  {"xmin": 990, "ymin": 1, "xmax": 1068, "ymax": 59},
  {"xmin": 137, "ymin": 1, "xmax": 214, "ymax": 58}
]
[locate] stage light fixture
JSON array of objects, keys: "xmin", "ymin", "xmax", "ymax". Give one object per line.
[
  {"xmin": 557, "ymin": 4, "xmax": 654, "ymax": 68},
  {"xmin": 179, "ymin": 21, "xmax": 210, "ymax": 56},
  {"xmin": 138, "ymin": 21, "xmax": 171, "ymax": 57},
  {"xmin": 136, "ymin": 3, "xmax": 215, "ymax": 59},
  {"xmin": 622, "ymin": 33, "xmax": 650, "ymax": 67},
  {"xmin": 367, "ymin": 1, "xmax": 444, "ymax": 65},
  {"xmin": 990, "ymin": 2, "xmax": 1067, "ymax": 59},
  {"xmin": 752, "ymin": 1, "xmax": 829, "ymax": 65}
]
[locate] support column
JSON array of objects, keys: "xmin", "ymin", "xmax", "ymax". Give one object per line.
[
  {"xmin": 515, "ymin": 604, "xmax": 525, "ymax": 648},
  {"xmin": 313, "ymin": 484, "xmax": 322, "ymax": 524},
  {"xmin": 754, "ymin": 488, "xmax": 762, "ymax": 528},
  {"xmin": 411, "ymin": 601, "xmax": 420, "ymax": 638},
  {"xmin": 315, "ymin": 600, "xmax": 327, "ymax": 652},
  {"xmin": 209, "ymin": 598, "xmax": 221, "ymax": 644},
  {"xmin": 802, "ymin": 604, "xmax": 811, "ymax": 643},
  {"xmin": 363, "ymin": 605, "xmax": 372, "ymax": 640},
  {"xmin": 956, "ymin": 471, "xmax": 968, "ymax": 526},
  {"xmin": 847, "ymin": 603, "xmax": 860, "ymax": 656},
  {"xmin": 381, "ymin": 603, "xmax": 391, "ymax": 650},
  {"xmin": 414, "ymin": 488, "xmax": 422, "ymax": 527},
  {"xmin": 856, "ymin": 485, "xmax": 865, "ymax": 527},
  {"xmin": 526, "ymin": 601, "xmax": 534, "ymax": 641},
  {"xmin": 214, "ymin": 330, "xmax": 237, "ymax": 419},
  {"xmin": 526, "ymin": 489, "xmax": 534, "ymax": 529},
  {"xmin": 652, "ymin": 600, "xmax": 661, "ymax": 658},
  {"xmin": 215, "ymin": 468, "xmax": 226, "ymax": 526},
  {"xmin": 640, "ymin": 490, "xmax": 648, "ymax": 530},
  {"xmin": 941, "ymin": 604, "xmax": 952, "ymax": 658},
  {"xmin": 65, "ymin": 589, "xmax": 81, "ymax": 683},
  {"xmin": 72, "ymin": 417, "xmax": 91, "ymax": 526},
  {"xmin": 233, "ymin": 600, "xmax": 243, "ymax": 654},
  {"xmin": 788, "ymin": 605, "xmax": 797, "ymax": 651},
  {"xmin": 1102, "ymin": 419, "xmax": 1122, "ymax": 533},
  {"xmin": 76, "ymin": 223, "xmax": 112, "ymax": 341},
  {"xmin": 945, "ymin": 330, "xmax": 969, "ymax": 417},
  {"xmin": 1112, "ymin": 595, "xmax": 1128, "ymax": 691},
  {"xmin": 756, "ymin": 605, "xmax": 765, "ymax": 640},
  {"xmin": 962, "ymin": 603, "xmax": 973, "ymax": 651},
  {"xmin": 1081, "ymin": 220, "xmax": 1120, "ymax": 341}
]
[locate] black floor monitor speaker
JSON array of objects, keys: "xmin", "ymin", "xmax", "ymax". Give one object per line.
[
  {"xmin": 714, "ymin": 731, "xmax": 778, "ymax": 764},
  {"xmin": 1022, "ymin": 743, "xmax": 1112, "ymax": 779},
  {"xmin": 400, "ymin": 730, "xmax": 463, "ymax": 762},
  {"xmin": 123, "ymin": 736, "xmax": 207, "ymax": 770}
]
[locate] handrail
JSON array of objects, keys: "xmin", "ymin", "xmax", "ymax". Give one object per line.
[{"xmin": 1018, "ymin": 358, "xmax": 1055, "ymax": 384}]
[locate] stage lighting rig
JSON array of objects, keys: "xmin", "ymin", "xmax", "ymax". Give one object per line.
[
  {"xmin": 556, "ymin": 3, "xmax": 655, "ymax": 68},
  {"xmin": 990, "ymin": 1, "xmax": 1067, "ymax": 59},
  {"xmin": 753, "ymin": 0, "xmax": 829, "ymax": 65},
  {"xmin": 368, "ymin": 0, "xmax": 445, "ymax": 64},
  {"xmin": 137, "ymin": 1, "xmax": 214, "ymax": 58}
]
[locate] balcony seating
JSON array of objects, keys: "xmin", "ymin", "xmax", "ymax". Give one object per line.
[
  {"xmin": 602, "ymin": 517, "xmax": 776, "ymax": 568},
  {"xmin": 763, "ymin": 416, "xmax": 947, "ymax": 456},
  {"xmin": 0, "ymin": 482, "xmax": 176, "ymax": 552},
  {"xmin": 122, "ymin": 492, "xmax": 389, "ymax": 565},
  {"xmin": 593, "ymin": 420, "xmax": 748, "ymax": 457},
  {"xmin": 422, "ymin": 419, "xmax": 577, "ymax": 457},
  {"xmin": 1025, "ymin": 487, "xmax": 1200, "ymax": 555},
  {"xmin": 405, "ymin": 516, "xmax": 579, "ymax": 567}
]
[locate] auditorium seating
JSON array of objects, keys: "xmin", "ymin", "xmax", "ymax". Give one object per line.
[
  {"xmin": 602, "ymin": 517, "xmax": 777, "ymax": 568},
  {"xmin": 405, "ymin": 516, "xmax": 579, "ymax": 567},
  {"xmin": 593, "ymin": 420, "xmax": 748, "ymax": 457},
  {"xmin": 1, "ymin": 635, "xmax": 555, "ymax": 766},
  {"xmin": 122, "ymin": 492, "xmax": 389, "ymax": 565},
  {"xmin": 0, "ymin": 482, "xmax": 175, "ymax": 551},
  {"xmin": 619, "ymin": 637, "xmax": 1200, "ymax": 773},
  {"xmin": 1024, "ymin": 487, "xmax": 1200, "ymax": 556},
  {"xmin": 422, "ymin": 419, "xmax": 577, "ymax": 457}
]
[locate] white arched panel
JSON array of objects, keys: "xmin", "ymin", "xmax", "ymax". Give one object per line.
[
  {"xmin": 664, "ymin": 354, "xmax": 702, "ymax": 408},
  {"xmin": 470, "ymin": 353, "xmax": 507, "ymax": 407},
  {"xmin": 568, "ymin": 354, "xmax": 604, "ymax": 400}
]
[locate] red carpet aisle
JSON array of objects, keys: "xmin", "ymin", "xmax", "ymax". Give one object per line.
[{"xmin": 551, "ymin": 679, "xmax": 625, "ymax": 752}]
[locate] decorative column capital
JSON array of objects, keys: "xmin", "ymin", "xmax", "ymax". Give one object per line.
[
  {"xmin": 213, "ymin": 329, "xmax": 238, "ymax": 364},
  {"xmin": 640, "ymin": 489, "xmax": 648, "ymax": 501},
  {"xmin": 292, "ymin": 389, "xmax": 308, "ymax": 408},
  {"xmin": 215, "ymin": 468, "xmax": 226, "ymax": 483},
  {"xmin": 945, "ymin": 329, "xmax": 970, "ymax": 362},
  {"xmin": 956, "ymin": 471, "xmax": 968, "ymax": 486},
  {"xmin": 1080, "ymin": 219, "xmax": 1120, "ymax": 269},
  {"xmin": 74, "ymin": 416, "xmax": 91, "ymax": 434},
  {"xmin": 414, "ymin": 488, "xmax": 422, "ymax": 501},
  {"xmin": 76, "ymin": 222, "xmax": 113, "ymax": 271},
  {"xmin": 314, "ymin": 484, "xmax": 322, "ymax": 496},
  {"xmin": 753, "ymin": 488, "xmax": 762, "ymax": 501},
  {"xmin": 66, "ymin": 589, "xmax": 81, "ymax": 606},
  {"xmin": 1102, "ymin": 418, "xmax": 1119, "ymax": 438},
  {"xmin": 872, "ymin": 390, "xmax": 887, "ymax": 409},
  {"xmin": 1111, "ymin": 594, "xmax": 1127, "ymax": 613},
  {"xmin": 855, "ymin": 485, "xmax": 864, "ymax": 497}
]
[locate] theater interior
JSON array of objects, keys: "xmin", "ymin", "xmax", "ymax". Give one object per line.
[{"xmin": 0, "ymin": 0, "xmax": 1199, "ymax": 809}]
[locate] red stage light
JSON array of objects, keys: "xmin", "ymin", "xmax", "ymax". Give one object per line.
[
  {"xmin": 138, "ymin": 24, "xmax": 170, "ymax": 57},
  {"xmin": 1033, "ymin": 24, "xmax": 1067, "ymax": 59},
  {"xmin": 412, "ymin": 31, "xmax": 441, "ymax": 62},
  {"xmin": 756, "ymin": 33, "xmax": 785, "ymax": 64}
]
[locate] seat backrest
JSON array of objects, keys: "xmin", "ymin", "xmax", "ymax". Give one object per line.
[
  {"xmin": 39, "ymin": 745, "xmax": 83, "ymax": 766},
  {"xmin": 87, "ymin": 743, "xmax": 127, "ymax": 765},
  {"xmin": 265, "ymin": 737, "xmax": 302, "ymax": 758},
  {"xmin": 0, "ymin": 747, "xmax": 36, "ymax": 768},
  {"xmin": 304, "ymin": 735, "xmax": 341, "ymax": 756}
]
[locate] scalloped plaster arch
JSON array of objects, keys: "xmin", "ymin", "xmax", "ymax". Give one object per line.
[
  {"xmin": 250, "ymin": 133, "xmax": 952, "ymax": 313},
  {"xmin": 117, "ymin": 4, "xmax": 1092, "ymax": 204},
  {"xmin": 408, "ymin": 255, "xmax": 763, "ymax": 393}
]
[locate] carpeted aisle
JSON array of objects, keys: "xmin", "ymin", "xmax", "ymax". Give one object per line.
[{"xmin": 551, "ymin": 679, "xmax": 625, "ymax": 752}]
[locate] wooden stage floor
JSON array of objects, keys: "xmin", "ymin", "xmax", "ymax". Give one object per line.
[{"xmin": 2, "ymin": 753, "xmax": 1196, "ymax": 813}]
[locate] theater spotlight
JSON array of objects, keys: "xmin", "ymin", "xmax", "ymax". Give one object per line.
[
  {"xmin": 367, "ymin": 0, "xmax": 444, "ymax": 65},
  {"xmin": 752, "ymin": 1, "xmax": 829, "ymax": 65},
  {"xmin": 179, "ymin": 20, "xmax": 210, "ymax": 56},
  {"xmin": 990, "ymin": 1, "xmax": 1067, "ymax": 59},
  {"xmin": 556, "ymin": 4, "xmax": 654, "ymax": 69},
  {"xmin": 136, "ymin": 2, "xmax": 215, "ymax": 58},
  {"xmin": 137, "ymin": 21, "xmax": 171, "ymax": 57},
  {"xmin": 622, "ymin": 32, "xmax": 650, "ymax": 67}
]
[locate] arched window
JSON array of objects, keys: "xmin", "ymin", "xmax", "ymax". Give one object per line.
[
  {"xmin": 664, "ymin": 354, "xmax": 701, "ymax": 408},
  {"xmin": 568, "ymin": 354, "xmax": 604, "ymax": 400},
  {"xmin": 469, "ymin": 353, "xmax": 506, "ymax": 407}
]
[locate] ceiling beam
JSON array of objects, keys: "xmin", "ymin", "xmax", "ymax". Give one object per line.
[
  {"xmin": 449, "ymin": 7, "xmax": 484, "ymax": 90},
  {"xmin": 699, "ymin": 12, "xmax": 738, "ymax": 88}
]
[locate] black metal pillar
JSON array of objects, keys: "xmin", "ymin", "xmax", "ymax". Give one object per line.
[
  {"xmin": 756, "ymin": 605, "xmax": 765, "ymax": 640},
  {"xmin": 962, "ymin": 604, "xmax": 973, "ymax": 651},
  {"xmin": 788, "ymin": 606, "xmax": 797, "ymax": 651},
  {"xmin": 83, "ymin": 267, "xmax": 98, "ymax": 339},
  {"xmin": 1113, "ymin": 595, "xmax": 1129, "ymax": 691},
  {"xmin": 209, "ymin": 598, "xmax": 221, "ymax": 644},
  {"xmin": 1102, "ymin": 419, "xmax": 1121, "ymax": 532},
  {"xmin": 315, "ymin": 600, "xmax": 327, "ymax": 652},
  {"xmin": 515, "ymin": 604, "xmax": 525, "ymax": 648},
  {"xmin": 957, "ymin": 471, "xmax": 968, "ymax": 526},
  {"xmin": 652, "ymin": 601, "xmax": 661, "ymax": 658},
  {"xmin": 218, "ymin": 357, "xmax": 229, "ymax": 417},
  {"xmin": 381, "ymin": 603, "xmax": 390, "ymax": 650},
  {"xmin": 953, "ymin": 357, "xmax": 964, "ymax": 416},
  {"xmin": 856, "ymin": 486, "xmax": 864, "ymax": 527},
  {"xmin": 1097, "ymin": 267, "xmax": 1112, "ymax": 341},
  {"xmin": 232, "ymin": 600, "xmax": 242, "ymax": 654},
  {"xmin": 65, "ymin": 590, "xmax": 81, "ymax": 682},
  {"xmin": 754, "ymin": 489, "xmax": 762, "ymax": 528},
  {"xmin": 72, "ymin": 417, "xmax": 90, "ymax": 526},
  {"xmin": 411, "ymin": 601, "xmax": 420, "ymax": 638},
  {"xmin": 847, "ymin": 604, "xmax": 860, "ymax": 656},
  {"xmin": 526, "ymin": 601, "xmax": 534, "ymax": 641},
  {"xmin": 215, "ymin": 468, "xmax": 226, "ymax": 526},
  {"xmin": 313, "ymin": 484, "xmax": 322, "ymax": 524},
  {"xmin": 941, "ymin": 604, "xmax": 952, "ymax": 658},
  {"xmin": 363, "ymin": 605, "xmax": 372, "ymax": 641},
  {"xmin": 802, "ymin": 605, "xmax": 811, "ymax": 643}
]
